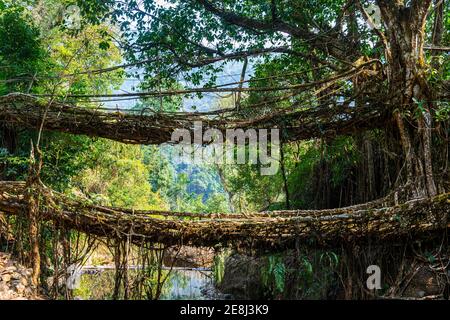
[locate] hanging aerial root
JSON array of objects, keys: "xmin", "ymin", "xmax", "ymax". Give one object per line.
[{"xmin": 0, "ymin": 181, "xmax": 448, "ymax": 250}]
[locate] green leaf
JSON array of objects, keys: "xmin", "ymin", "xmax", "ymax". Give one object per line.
[{"xmin": 99, "ymin": 41, "xmax": 110, "ymax": 50}]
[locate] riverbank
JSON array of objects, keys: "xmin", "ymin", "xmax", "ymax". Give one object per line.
[{"xmin": 0, "ymin": 252, "xmax": 43, "ymax": 300}]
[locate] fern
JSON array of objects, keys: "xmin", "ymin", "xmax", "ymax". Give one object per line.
[
  {"xmin": 261, "ymin": 255, "xmax": 286, "ymax": 295},
  {"xmin": 212, "ymin": 249, "xmax": 230, "ymax": 285}
]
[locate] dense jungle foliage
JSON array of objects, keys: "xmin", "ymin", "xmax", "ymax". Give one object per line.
[{"xmin": 0, "ymin": 0, "xmax": 448, "ymax": 300}]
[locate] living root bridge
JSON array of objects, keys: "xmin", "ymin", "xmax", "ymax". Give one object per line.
[
  {"xmin": 0, "ymin": 181, "xmax": 448, "ymax": 250},
  {"xmin": 0, "ymin": 94, "xmax": 388, "ymax": 145}
]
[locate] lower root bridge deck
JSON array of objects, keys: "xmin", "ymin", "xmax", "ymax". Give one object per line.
[{"xmin": 0, "ymin": 181, "xmax": 448, "ymax": 250}]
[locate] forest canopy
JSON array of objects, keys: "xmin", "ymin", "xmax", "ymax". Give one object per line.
[{"xmin": 0, "ymin": 0, "xmax": 449, "ymax": 301}]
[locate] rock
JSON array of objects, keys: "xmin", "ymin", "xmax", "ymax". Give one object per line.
[
  {"xmin": 15, "ymin": 284, "xmax": 26, "ymax": 294},
  {"xmin": 0, "ymin": 282, "xmax": 8, "ymax": 292},
  {"xmin": 219, "ymin": 254, "xmax": 265, "ymax": 299},
  {"xmin": 402, "ymin": 266, "xmax": 442, "ymax": 298},
  {"xmin": 25, "ymin": 288, "xmax": 34, "ymax": 296},
  {"xmin": 164, "ymin": 246, "xmax": 215, "ymax": 268},
  {"xmin": 1, "ymin": 274, "xmax": 11, "ymax": 282},
  {"xmin": 0, "ymin": 252, "xmax": 44, "ymax": 300},
  {"xmin": 11, "ymin": 272, "xmax": 21, "ymax": 280}
]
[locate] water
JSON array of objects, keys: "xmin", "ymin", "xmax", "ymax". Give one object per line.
[
  {"xmin": 160, "ymin": 269, "xmax": 212, "ymax": 300},
  {"xmin": 72, "ymin": 267, "xmax": 217, "ymax": 300}
]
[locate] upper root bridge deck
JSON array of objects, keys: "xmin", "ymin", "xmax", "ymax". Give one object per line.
[
  {"xmin": 0, "ymin": 94, "xmax": 388, "ymax": 145},
  {"xmin": 0, "ymin": 181, "xmax": 448, "ymax": 250}
]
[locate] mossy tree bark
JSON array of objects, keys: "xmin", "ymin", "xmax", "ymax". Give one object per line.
[{"xmin": 378, "ymin": 0, "xmax": 438, "ymax": 198}]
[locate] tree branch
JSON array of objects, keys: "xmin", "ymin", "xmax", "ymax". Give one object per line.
[
  {"xmin": 172, "ymin": 46, "xmax": 337, "ymax": 70},
  {"xmin": 357, "ymin": 0, "xmax": 388, "ymax": 51},
  {"xmin": 194, "ymin": 0, "xmax": 357, "ymax": 62}
]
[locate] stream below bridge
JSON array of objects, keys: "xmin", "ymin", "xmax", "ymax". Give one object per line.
[{"xmin": 70, "ymin": 266, "xmax": 226, "ymax": 300}]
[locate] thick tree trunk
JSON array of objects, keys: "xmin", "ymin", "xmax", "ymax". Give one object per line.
[
  {"xmin": 216, "ymin": 164, "xmax": 236, "ymax": 213},
  {"xmin": 378, "ymin": 1, "xmax": 437, "ymax": 198}
]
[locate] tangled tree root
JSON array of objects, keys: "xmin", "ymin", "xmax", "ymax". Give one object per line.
[
  {"xmin": 0, "ymin": 181, "xmax": 448, "ymax": 250},
  {"xmin": 0, "ymin": 93, "xmax": 389, "ymax": 145}
]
